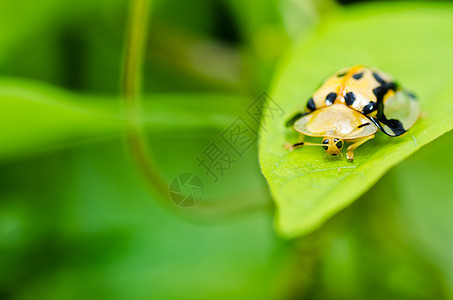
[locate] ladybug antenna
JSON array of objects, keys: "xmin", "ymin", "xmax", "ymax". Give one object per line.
[{"xmin": 292, "ymin": 142, "xmax": 325, "ymax": 147}]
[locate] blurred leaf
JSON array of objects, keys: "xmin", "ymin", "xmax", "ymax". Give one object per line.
[
  {"xmin": 146, "ymin": 26, "xmax": 246, "ymax": 93},
  {"xmin": 222, "ymin": 0, "xmax": 337, "ymax": 91},
  {"xmin": 146, "ymin": 0, "xmax": 250, "ymax": 93},
  {"xmin": 0, "ymin": 135, "xmax": 299, "ymax": 300},
  {"xmin": 0, "ymin": 78, "xmax": 122, "ymax": 161},
  {"xmin": 0, "ymin": 78, "xmax": 248, "ymax": 162},
  {"xmin": 0, "ymin": 73, "xmax": 294, "ymax": 300},
  {"xmin": 259, "ymin": 2, "xmax": 453, "ymax": 238},
  {"xmin": 297, "ymin": 163, "xmax": 450, "ymax": 300},
  {"xmin": 279, "ymin": 0, "xmax": 337, "ymax": 39},
  {"xmin": 388, "ymin": 131, "xmax": 453, "ymax": 292},
  {"xmin": 222, "ymin": 0, "xmax": 289, "ymax": 91},
  {"xmin": 0, "ymin": 0, "xmax": 127, "ymax": 92},
  {"xmin": 0, "ymin": 0, "xmax": 125, "ymax": 63},
  {"xmin": 286, "ymin": 133, "xmax": 453, "ymax": 299},
  {"xmin": 304, "ymin": 132, "xmax": 453, "ymax": 299}
]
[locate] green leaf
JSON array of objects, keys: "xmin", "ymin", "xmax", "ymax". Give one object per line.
[
  {"xmin": 306, "ymin": 132, "xmax": 453, "ymax": 298},
  {"xmin": 259, "ymin": 2, "xmax": 453, "ymax": 238},
  {"xmin": 297, "ymin": 133, "xmax": 453, "ymax": 298},
  {"xmin": 0, "ymin": 119, "xmax": 296, "ymax": 300},
  {"xmin": 0, "ymin": 78, "xmax": 122, "ymax": 161},
  {"xmin": 0, "ymin": 78, "xmax": 248, "ymax": 162},
  {"xmin": 388, "ymin": 131, "xmax": 453, "ymax": 290}
]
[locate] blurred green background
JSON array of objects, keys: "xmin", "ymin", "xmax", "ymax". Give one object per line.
[{"xmin": 1, "ymin": 0, "xmax": 453, "ymax": 299}]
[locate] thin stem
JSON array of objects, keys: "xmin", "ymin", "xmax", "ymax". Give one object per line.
[
  {"xmin": 122, "ymin": 0, "xmax": 169, "ymax": 201},
  {"xmin": 121, "ymin": 0, "xmax": 271, "ymax": 220}
]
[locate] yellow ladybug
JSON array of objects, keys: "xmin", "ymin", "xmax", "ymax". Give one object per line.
[{"xmin": 285, "ymin": 65, "xmax": 421, "ymax": 161}]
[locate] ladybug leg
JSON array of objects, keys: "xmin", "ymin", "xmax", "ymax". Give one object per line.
[
  {"xmin": 285, "ymin": 134, "xmax": 304, "ymax": 151},
  {"xmin": 346, "ymin": 134, "xmax": 375, "ymax": 161},
  {"xmin": 285, "ymin": 134, "xmax": 324, "ymax": 151},
  {"xmin": 285, "ymin": 112, "xmax": 306, "ymax": 127}
]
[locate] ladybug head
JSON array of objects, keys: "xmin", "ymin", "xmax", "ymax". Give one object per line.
[{"xmin": 322, "ymin": 137, "xmax": 343, "ymax": 156}]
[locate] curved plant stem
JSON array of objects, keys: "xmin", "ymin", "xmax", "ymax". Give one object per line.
[
  {"xmin": 122, "ymin": 0, "xmax": 169, "ymax": 202},
  {"xmin": 121, "ymin": 0, "xmax": 272, "ymax": 220}
]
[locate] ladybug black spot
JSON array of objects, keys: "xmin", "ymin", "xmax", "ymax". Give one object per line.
[
  {"xmin": 325, "ymin": 92, "xmax": 337, "ymax": 106},
  {"xmin": 381, "ymin": 118, "xmax": 407, "ymax": 136},
  {"xmin": 372, "ymin": 72, "xmax": 386, "ymax": 84},
  {"xmin": 372, "ymin": 82, "xmax": 398, "ymax": 118},
  {"xmin": 344, "ymin": 92, "xmax": 356, "ymax": 106},
  {"xmin": 352, "ymin": 72, "xmax": 363, "ymax": 80},
  {"xmin": 307, "ymin": 97, "xmax": 316, "ymax": 111}
]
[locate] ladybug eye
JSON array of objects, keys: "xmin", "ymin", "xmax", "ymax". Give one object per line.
[
  {"xmin": 322, "ymin": 139, "xmax": 329, "ymax": 151},
  {"xmin": 334, "ymin": 138, "xmax": 339, "ymax": 142},
  {"xmin": 362, "ymin": 102, "xmax": 376, "ymax": 115},
  {"xmin": 336, "ymin": 141, "xmax": 343, "ymax": 149}
]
